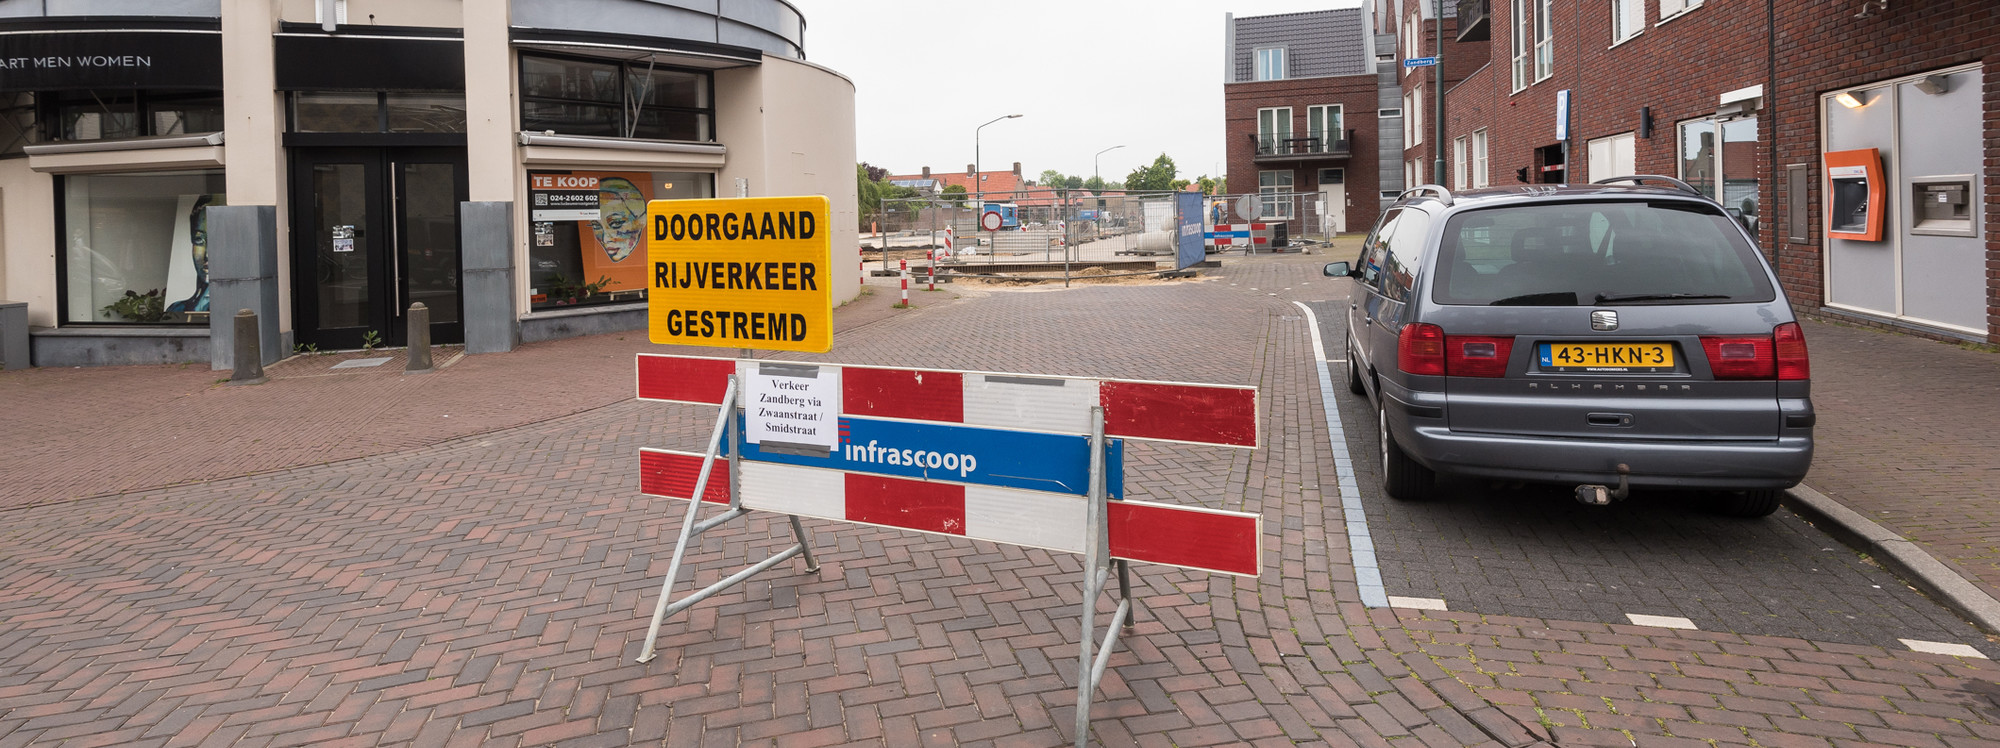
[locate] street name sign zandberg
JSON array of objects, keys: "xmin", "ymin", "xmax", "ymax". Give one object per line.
[{"xmin": 646, "ymin": 195, "xmax": 832, "ymax": 353}]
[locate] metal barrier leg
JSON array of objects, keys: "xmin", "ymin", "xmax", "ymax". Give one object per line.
[
  {"xmin": 1075, "ymin": 406, "xmax": 1109, "ymax": 748},
  {"xmin": 636, "ymin": 377, "xmax": 739, "ymax": 663},
  {"xmin": 789, "ymin": 515, "xmax": 821, "ymax": 573}
]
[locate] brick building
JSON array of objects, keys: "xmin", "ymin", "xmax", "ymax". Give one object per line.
[
  {"xmin": 1386, "ymin": 0, "xmax": 1996, "ymax": 343},
  {"xmin": 1223, "ymin": 8, "xmax": 1386, "ymax": 238}
]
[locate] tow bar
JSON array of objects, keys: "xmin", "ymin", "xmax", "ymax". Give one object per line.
[{"xmin": 1575, "ymin": 463, "xmax": 1632, "ymax": 506}]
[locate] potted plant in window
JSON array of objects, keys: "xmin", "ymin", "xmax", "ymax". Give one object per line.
[{"xmin": 102, "ymin": 289, "xmax": 171, "ymax": 322}]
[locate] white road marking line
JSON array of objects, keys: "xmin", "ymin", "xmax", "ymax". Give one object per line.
[
  {"xmin": 1293, "ymin": 301, "xmax": 1387, "ymax": 609},
  {"xmin": 1388, "ymin": 596, "xmax": 1447, "ymax": 611},
  {"xmin": 1900, "ymin": 639, "xmax": 1988, "ymax": 659},
  {"xmin": 1625, "ymin": 614, "xmax": 1699, "ymax": 630}
]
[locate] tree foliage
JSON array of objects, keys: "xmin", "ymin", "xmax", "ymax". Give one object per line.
[
  {"xmin": 1123, "ymin": 153, "xmax": 1181, "ymax": 192},
  {"xmin": 858, "ymin": 162, "xmax": 921, "ymax": 222}
]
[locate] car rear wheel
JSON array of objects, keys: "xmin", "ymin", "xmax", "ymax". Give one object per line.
[
  {"xmin": 1717, "ymin": 488, "xmax": 1781, "ymax": 518},
  {"xmin": 1379, "ymin": 405, "xmax": 1434, "ymax": 501},
  {"xmin": 1345, "ymin": 335, "xmax": 1366, "ymax": 396}
]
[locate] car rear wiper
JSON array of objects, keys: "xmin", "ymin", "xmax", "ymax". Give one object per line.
[
  {"xmin": 1593, "ymin": 292, "xmax": 1732, "ymax": 303},
  {"xmin": 1489, "ymin": 292, "xmax": 1578, "ymax": 306}
]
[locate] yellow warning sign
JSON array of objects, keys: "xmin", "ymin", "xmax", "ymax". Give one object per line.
[{"xmin": 646, "ymin": 195, "xmax": 832, "ymax": 353}]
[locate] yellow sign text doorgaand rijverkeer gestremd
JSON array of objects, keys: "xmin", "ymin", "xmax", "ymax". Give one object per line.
[{"xmin": 646, "ymin": 195, "xmax": 832, "ymax": 353}]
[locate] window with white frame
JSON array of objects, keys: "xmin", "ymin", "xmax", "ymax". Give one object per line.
[
  {"xmin": 1412, "ymin": 87, "xmax": 1423, "ymax": 146},
  {"xmin": 1255, "ymin": 47, "xmax": 1286, "ymax": 81},
  {"xmin": 1659, "ymin": 0, "xmax": 1702, "ymax": 21},
  {"xmin": 1535, "ymin": 0, "xmax": 1554, "ymax": 81},
  {"xmin": 1613, "ymin": 0, "xmax": 1645, "ymax": 43},
  {"xmin": 1678, "ymin": 114, "xmax": 1758, "ymax": 233},
  {"xmin": 1307, "ymin": 104, "xmax": 1342, "ymax": 153},
  {"xmin": 1405, "ymin": 88, "xmax": 1423, "ymax": 146},
  {"xmin": 1472, "ymin": 129, "xmax": 1490, "ymax": 188},
  {"xmin": 1453, "ymin": 137, "xmax": 1468, "ymax": 189},
  {"xmin": 1587, "ymin": 132, "xmax": 1636, "ymax": 182},
  {"xmin": 1259, "ymin": 170, "xmax": 1294, "ymax": 218},
  {"xmin": 1404, "ymin": 12, "xmax": 1420, "ymax": 76},
  {"xmin": 1257, "ymin": 107, "xmax": 1292, "ymax": 155},
  {"xmin": 1512, "ymin": 0, "xmax": 1533, "ymax": 91}
]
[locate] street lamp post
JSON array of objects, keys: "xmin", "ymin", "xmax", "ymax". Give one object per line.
[
  {"xmin": 974, "ymin": 114, "xmax": 1023, "ymax": 199},
  {"xmin": 1094, "ymin": 144, "xmax": 1125, "ymax": 184}
]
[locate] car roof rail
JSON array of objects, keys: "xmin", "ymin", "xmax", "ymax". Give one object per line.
[
  {"xmin": 1592, "ymin": 174, "xmax": 1703, "ymax": 197},
  {"xmin": 1397, "ymin": 184, "xmax": 1455, "ymax": 207}
]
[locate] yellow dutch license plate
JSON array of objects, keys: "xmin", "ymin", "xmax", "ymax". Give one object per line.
[{"xmin": 1538, "ymin": 342, "xmax": 1675, "ymax": 372}]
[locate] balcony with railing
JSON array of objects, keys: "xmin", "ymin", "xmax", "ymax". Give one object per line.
[
  {"xmin": 1251, "ymin": 129, "xmax": 1353, "ymax": 162},
  {"xmin": 1457, "ymin": 0, "xmax": 1490, "ymax": 42}
]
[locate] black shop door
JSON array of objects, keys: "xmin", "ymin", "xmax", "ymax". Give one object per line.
[{"xmin": 290, "ymin": 147, "xmax": 468, "ymax": 350}]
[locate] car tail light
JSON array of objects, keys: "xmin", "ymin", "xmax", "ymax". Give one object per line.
[
  {"xmin": 1699, "ymin": 334, "xmax": 1776, "ymax": 379},
  {"xmin": 1398, "ymin": 323, "xmax": 1446, "ymax": 376},
  {"xmin": 1445, "ymin": 335, "xmax": 1515, "ymax": 378},
  {"xmin": 1774, "ymin": 322, "xmax": 1809, "ymax": 380}
]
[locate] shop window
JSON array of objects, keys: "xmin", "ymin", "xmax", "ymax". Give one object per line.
[
  {"xmin": 60, "ymin": 170, "xmax": 227, "ymax": 325},
  {"xmin": 520, "ymin": 53, "xmax": 712, "ymax": 141},
  {"xmin": 527, "ymin": 170, "xmax": 712, "ymax": 311},
  {"xmin": 0, "ymin": 93, "xmax": 36, "ymax": 157},
  {"xmin": 291, "ymin": 92, "xmax": 467, "ymax": 134},
  {"xmin": 48, "ymin": 91, "xmax": 221, "ymax": 141}
]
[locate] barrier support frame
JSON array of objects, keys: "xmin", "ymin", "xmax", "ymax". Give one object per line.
[
  {"xmin": 1074, "ymin": 405, "xmax": 1134, "ymax": 747},
  {"xmin": 635, "ymin": 374, "xmax": 821, "ymax": 664}
]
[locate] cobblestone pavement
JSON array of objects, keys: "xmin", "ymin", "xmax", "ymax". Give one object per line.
[
  {"xmin": 1792, "ymin": 316, "xmax": 2000, "ymax": 597},
  {"xmin": 3, "ymin": 252, "xmax": 2000, "ymax": 747}
]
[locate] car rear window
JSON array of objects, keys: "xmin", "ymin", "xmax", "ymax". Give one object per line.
[{"xmin": 1431, "ymin": 201, "xmax": 1777, "ymax": 306}]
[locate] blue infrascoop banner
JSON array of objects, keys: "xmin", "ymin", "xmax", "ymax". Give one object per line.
[
  {"xmin": 726, "ymin": 415, "xmax": 1124, "ymax": 498},
  {"xmin": 1175, "ymin": 192, "xmax": 1204, "ymax": 270}
]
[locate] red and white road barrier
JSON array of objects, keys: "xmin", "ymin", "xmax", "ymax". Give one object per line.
[
  {"xmin": 927, "ymin": 260, "xmax": 936, "ymax": 291},
  {"xmin": 1204, "ymin": 223, "xmax": 1272, "ymax": 249},
  {"xmin": 640, "ymin": 449, "xmax": 1259, "ymax": 576},
  {"xmin": 944, "ymin": 226, "xmax": 954, "ymax": 257},
  {"xmin": 899, "ymin": 259, "xmax": 909, "ymax": 305},
  {"xmin": 859, "ymin": 258, "xmax": 865, "ymax": 289},
  {"xmin": 637, "ymin": 355, "xmax": 1259, "ymax": 448}
]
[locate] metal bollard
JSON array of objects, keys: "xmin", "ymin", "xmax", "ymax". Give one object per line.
[
  {"xmin": 406, "ymin": 302, "xmax": 433, "ymax": 373},
  {"xmin": 229, "ymin": 309, "xmax": 266, "ymax": 385}
]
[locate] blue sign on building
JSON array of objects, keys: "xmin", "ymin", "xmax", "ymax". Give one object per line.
[
  {"xmin": 729, "ymin": 415, "xmax": 1124, "ymax": 497},
  {"xmin": 1403, "ymin": 56, "xmax": 1438, "ymax": 68}
]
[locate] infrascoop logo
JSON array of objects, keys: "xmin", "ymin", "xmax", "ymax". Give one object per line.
[
  {"xmin": 734, "ymin": 416, "xmax": 1125, "ymax": 497},
  {"xmin": 840, "ymin": 438, "xmax": 979, "ymax": 478}
]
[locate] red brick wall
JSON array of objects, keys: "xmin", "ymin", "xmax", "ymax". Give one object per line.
[
  {"xmin": 1433, "ymin": 0, "xmax": 1997, "ymax": 341},
  {"xmin": 1770, "ymin": 2, "xmax": 1998, "ymax": 341},
  {"xmin": 1224, "ymin": 75, "xmax": 1383, "ymax": 234}
]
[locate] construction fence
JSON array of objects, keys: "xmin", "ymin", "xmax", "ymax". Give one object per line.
[{"xmin": 867, "ymin": 190, "xmax": 1338, "ymax": 267}]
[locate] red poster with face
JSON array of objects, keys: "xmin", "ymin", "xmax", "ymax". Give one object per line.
[{"xmin": 575, "ymin": 172, "xmax": 654, "ymax": 293}]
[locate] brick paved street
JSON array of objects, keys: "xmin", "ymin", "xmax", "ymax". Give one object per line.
[{"xmin": 4, "ymin": 252, "xmax": 2000, "ymax": 747}]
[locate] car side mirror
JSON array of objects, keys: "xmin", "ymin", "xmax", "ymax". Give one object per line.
[{"xmin": 1323, "ymin": 261, "xmax": 1355, "ymax": 278}]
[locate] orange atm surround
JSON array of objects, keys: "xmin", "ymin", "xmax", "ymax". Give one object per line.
[{"xmin": 1824, "ymin": 148, "xmax": 1884, "ymax": 242}]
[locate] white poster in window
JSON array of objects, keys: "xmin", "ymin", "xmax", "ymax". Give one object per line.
[
  {"xmin": 745, "ymin": 363, "xmax": 839, "ymax": 451},
  {"xmin": 163, "ymin": 193, "xmax": 223, "ymax": 314}
]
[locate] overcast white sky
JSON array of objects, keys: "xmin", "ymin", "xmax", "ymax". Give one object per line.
[{"xmin": 789, "ymin": 0, "xmax": 1364, "ymax": 183}]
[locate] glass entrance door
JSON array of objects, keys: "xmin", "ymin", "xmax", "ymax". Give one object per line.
[{"xmin": 292, "ymin": 147, "xmax": 467, "ymax": 350}]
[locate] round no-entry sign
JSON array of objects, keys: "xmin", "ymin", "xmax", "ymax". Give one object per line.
[{"xmin": 980, "ymin": 210, "xmax": 1004, "ymax": 231}]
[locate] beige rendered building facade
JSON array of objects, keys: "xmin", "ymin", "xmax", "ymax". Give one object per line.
[{"xmin": 0, "ymin": 0, "xmax": 857, "ymax": 366}]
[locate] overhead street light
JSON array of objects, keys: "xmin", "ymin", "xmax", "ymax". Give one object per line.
[
  {"xmin": 975, "ymin": 114, "xmax": 1023, "ymax": 198},
  {"xmin": 1094, "ymin": 145, "xmax": 1125, "ymax": 183}
]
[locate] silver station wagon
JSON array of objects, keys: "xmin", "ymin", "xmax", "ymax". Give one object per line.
[{"xmin": 1325, "ymin": 177, "xmax": 1813, "ymax": 517}]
